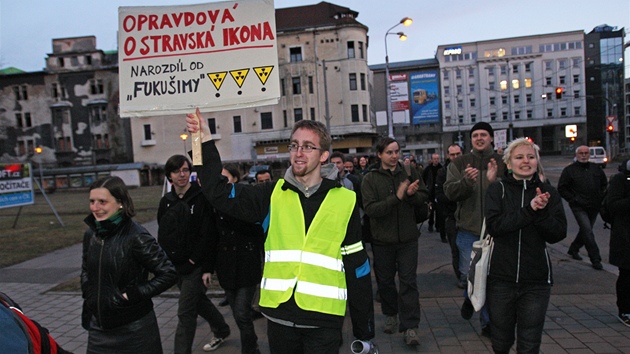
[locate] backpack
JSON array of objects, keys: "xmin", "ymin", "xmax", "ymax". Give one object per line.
[
  {"xmin": 158, "ymin": 189, "xmax": 202, "ymax": 263},
  {"xmin": 0, "ymin": 292, "xmax": 71, "ymax": 354}
]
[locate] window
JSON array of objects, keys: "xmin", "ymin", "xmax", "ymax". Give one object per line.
[
  {"xmin": 308, "ymin": 76, "xmax": 314, "ymax": 94},
  {"xmin": 294, "ymin": 108, "xmax": 303, "ymax": 122},
  {"xmin": 573, "ymin": 75, "xmax": 579, "ymax": 83},
  {"xmin": 558, "ymin": 59, "xmax": 567, "ymax": 69},
  {"xmin": 347, "ymin": 41, "xmax": 355, "ymax": 58},
  {"xmin": 525, "ymin": 63, "xmax": 531, "ymax": 72},
  {"xmin": 310, "ymin": 107, "xmax": 315, "ymax": 120},
  {"xmin": 360, "ymin": 73, "xmax": 366, "ymax": 90},
  {"xmin": 489, "ymin": 97, "xmax": 496, "ymax": 106},
  {"xmin": 292, "ymin": 77, "xmax": 301, "ymax": 94},
  {"xmin": 443, "ymin": 71, "xmax": 449, "ymax": 80},
  {"xmin": 514, "ymin": 95, "xmax": 520, "ymax": 104},
  {"xmin": 15, "ymin": 112, "xmax": 32, "ymax": 128},
  {"xmin": 351, "ymin": 105, "xmax": 359, "ymax": 122},
  {"xmin": 526, "ymin": 94, "xmax": 532, "ymax": 103},
  {"xmin": 444, "ymin": 87, "xmax": 450, "ymax": 95},
  {"xmin": 280, "ymin": 79, "xmax": 285, "ymax": 96},
  {"xmin": 490, "ymin": 112, "xmax": 496, "ymax": 121},
  {"xmin": 547, "ymin": 109, "xmax": 553, "ymax": 118},
  {"xmin": 544, "ymin": 61, "xmax": 552, "ymax": 70},
  {"xmin": 13, "ymin": 85, "xmax": 28, "ymax": 100},
  {"xmin": 468, "ymin": 68, "xmax": 475, "ymax": 78},
  {"xmin": 502, "ymin": 112, "xmax": 508, "ymax": 120},
  {"xmin": 261, "ymin": 112, "xmax": 273, "ymax": 130},
  {"xmin": 515, "ymin": 111, "xmax": 521, "ymax": 120},
  {"xmin": 289, "ymin": 47, "xmax": 302, "ymax": 62},
  {"xmin": 58, "ymin": 57, "xmax": 65, "ymax": 67},
  {"xmin": 512, "ymin": 80, "xmax": 519, "ymax": 89},
  {"xmin": 233, "ymin": 116, "xmax": 242, "ymax": 133},
  {"xmin": 470, "ymin": 114, "xmax": 477, "ymax": 123},
  {"xmin": 560, "ymin": 107, "xmax": 567, "ymax": 117},
  {"xmin": 52, "ymin": 107, "xmax": 70, "ymax": 125},
  {"xmin": 458, "ymin": 115, "xmax": 464, "ymax": 124},
  {"xmin": 488, "ymin": 82, "xmax": 495, "ymax": 91},
  {"xmin": 17, "ymin": 139, "xmax": 36, "ymax": 156},
  {"xmin": 283, "ymin": 110, "xmax": 287, "ymax": 127},
  {"xmin": 572, "ymin": 58, "xmax": 580, "ymax": 68},
  {"xmin": 349, "ymin": 73, "xmax": 357, "ymax": 91},
  {"xmin": 501, "ymin": 96, "xmax": 508, "ymax": 105},
  {"xmin": 207, "ymin": 118, "xmax": 217, "ymax": 134},
  {"xmin": 94, "ymin": 134, "xmax": 110, "ymax": 149},
  {"xmin": 457, "ymin": 100, "xmax": 463, "ymax": 109},
  {"xmin": 85, "ymin": 55, "xmax": 92, "ymax": 65},
  {"xmin": 90, "ymin": 79, "xmax": 104, "ymax": 94},
  {"xmin": 143, "ymin": 124, "xmax": 152, "ymax": 141},
  {"xmin": 500, "ymin": 65, "xmax": 507, "ymax": 75},
  {"xmin": 57, "ymin": 137, "xmax": 72, "ymax": 152},
  {"xmin": 52, "ymin": 83, "xmax": 68, "ymax": 99},
  {"xmin": 469, "ymin": 84, "xmax": 475, "ymax": 93},
  {"xmin": 90, "ymin": 105, "xmax": 107, "ymax": 123},
  {"xmin": 456, "ymin": 85, "xmax": 462, "ymax": 95},
  {"xmin": 470, "ymin": 98, "xmax": 476, "ymax": 107},
  {"xmin": 559, "ymin": 76, "xmax": 566, "ymax": 85},
  {"xmin": 574, "ymin": 107, "xmax": 581, "ymax": 116},
  {"xmin": 455, "ymin": 69, "xmax": 461, "ymax": 79},
  {"xmin": 524, "ymin": 78, "xmax": 532, "ymax": 88},
  {"xmin": 487, "ymin": 67, "xmax": 495, "ymax": 76},
  {"xmin": 358, "ymin": 42, "xmax": 364, "ymax": 58},
  {"xmin": 546, "ymin": 77, "xmax": 552, "ymax": 86},
  {"xmin": 512, "ymin": 64, "xmax": 519, "ymax": 73},
  {"xmin": 527, "ymin": 110, "xmax": 533, "ymax": 119},
  {"xmin": 362, "ymin": 105, "xmax": 368, "ymax": 122},
  {"xmin": 445, "ymin": 101, "xmax": 451, "ymax": 109},
  {"xmin": 574, "ymin": 90, "xmax": 580, "ymax": 99}
]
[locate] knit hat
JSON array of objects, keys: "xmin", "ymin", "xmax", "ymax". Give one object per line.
[{"xmin": 470, "ymin": 122, "xmax": 494, "ymax": 137}]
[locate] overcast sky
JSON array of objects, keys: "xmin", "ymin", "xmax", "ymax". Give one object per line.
[{"xmin": 1, "ymin": 0, "xmax": 628, "ymax": 73}]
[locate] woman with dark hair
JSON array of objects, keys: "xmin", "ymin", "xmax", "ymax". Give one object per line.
[
  {"xmin": 81, "ymin": 176, "xmax": 177, "ymax": 354},
  {"xmin": 484, "ymin": 138, "xmax": 566, "ymax": 353},
  {"xmin": 205, "ymin": 164, "xmax": 263, "ymax": 354}
]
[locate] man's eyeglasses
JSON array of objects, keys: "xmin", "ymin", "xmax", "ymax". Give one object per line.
[
  {"xmin": 287, "ymin": 144, "xmax": 323, "ymax": 153},
  {"xmin": 172, "ymin": 168, "xmax": 190, "ymax": 175}
]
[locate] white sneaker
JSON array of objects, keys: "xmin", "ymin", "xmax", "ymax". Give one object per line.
[{"xmin": 203, "ymin": 337, "xmax": 226, "ymax": 351}]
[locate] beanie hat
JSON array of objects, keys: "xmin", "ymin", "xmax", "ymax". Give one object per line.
[{"xmin": 470, "ymin": 122, "xmax": 494, "ymax": 138}]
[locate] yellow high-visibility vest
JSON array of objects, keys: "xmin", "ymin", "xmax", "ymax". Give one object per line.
[{"xmin": 260, "ymin": 179, "xmax": 362, "ymax": 316}]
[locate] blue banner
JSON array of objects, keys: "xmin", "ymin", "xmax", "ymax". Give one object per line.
[{"xmin": 409, "ymin": 70, "xmax": 440, "ymax": 125}]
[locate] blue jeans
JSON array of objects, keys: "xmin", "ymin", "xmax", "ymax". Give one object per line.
[
  {"xmin": 372, "ymin": 239, "xmax": 420, "ymax": 331},
  {"xmin": 174, "ymin": 267, "xmax": 230, "ymax": 354},
  {"xmin": 568, "ymin": 207, "xmax": 601, "ymax": 263},
  {"xmin": 224, "ymin": 286, "xmax": 259, "ymax": 354},
  {"xmin": 487, "ymin": 278, "xmax": 550, "ymax": 354},
  {"xmin": 457, "ymin": 229, "xmax": 490, "ymax": 328}
]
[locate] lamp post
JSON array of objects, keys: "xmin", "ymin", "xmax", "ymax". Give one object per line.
[
  {"xmin": 385, "ymin": 17, "xmax": 412, "ymax": 138},
  {"xmin": 180, "ymin": 130, "xmax": 189, "ymax": 155},
  {"xmin": 34, "ymin": 146, "xmax": 43, "ymax": 187}
]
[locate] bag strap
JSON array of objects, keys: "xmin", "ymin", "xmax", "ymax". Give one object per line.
[{"xmin": 480, "ymin": 181, "xmax": 504, "ymax": 241}]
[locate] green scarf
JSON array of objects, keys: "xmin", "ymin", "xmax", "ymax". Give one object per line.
[{"xmin": 94, "ymin": 210, "xmax": 124, "ymax": 235}]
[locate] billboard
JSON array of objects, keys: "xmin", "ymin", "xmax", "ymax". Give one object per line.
[
  {"xmin": 409, "ymin": 70, "xmax": 440, "ymax": 125},
  {"xmin": 118, "ymin": 0, "xmax": 280, "ymax": 117},
  {"xmin": 0, "ymin": 164, "xmax": 34, "ymax": 209}
]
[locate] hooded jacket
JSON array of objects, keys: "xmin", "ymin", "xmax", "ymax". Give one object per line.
[
  {"xmin": 444, "ymin": 148, "xmax": 506, "ymax": 235},
  {"xmin": 195, "ymin": 140, "xmax": 375, "ymax": 341},
  {"xmin": 484, "ymin": 173, "xmax": 567, "ymax": 284},
  {"xmin": 361, "ymin": 161, "xmax": 428, "ymax": 245}
]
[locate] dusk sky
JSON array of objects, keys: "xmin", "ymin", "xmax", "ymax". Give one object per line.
[{"xmin": 1, "ymin": 0, "xmax": 628, "ymax": 74}]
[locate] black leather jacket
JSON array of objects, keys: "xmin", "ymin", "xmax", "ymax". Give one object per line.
[{"xmin": 81, "ymin": 215, "xmax": 177, "ymax": 330}]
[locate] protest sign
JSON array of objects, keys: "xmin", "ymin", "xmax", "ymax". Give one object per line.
[{"xmin": 118, "ymin": 0, "xmax": 279, "ymax": 117}]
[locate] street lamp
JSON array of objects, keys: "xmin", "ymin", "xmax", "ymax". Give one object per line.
[
  {"xmin": 180, "ymin": 130, "xmax": 189, "ymax": 155},
  {"xmin": 385, "ymin": 17, "xmax": 412, "ymax": 138},
  {"xmin": 34, "ymin": 146, "xmax": 44, "ymax": 187}
]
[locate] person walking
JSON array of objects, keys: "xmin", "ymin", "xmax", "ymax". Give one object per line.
[
  {"xmin": 444, "ymin": 122, "xmax": 507, "ymax": 337},
  {"xmin": 81, "ymin": 176, "xmax": 177, "ymax": 354},
  {"xmin": 157, "ymin": 155, "xmax": 231, "ymax": 354},
  {"xmin": 186, "ymin": 110, "xmax": 376, "ymax": 354},
  {"xmin": 484, "ymin": 138, "xmax": 567, "ymax": 353},
  {"xmin": 606, "ymin": 159, "xmax": 630, "ymax": 327},
  {"xmin": 422, "ymin": 153, "xmax": 443, "ymax": 233},
  {"xmin": 361, "ymin": 137, "xmax": 429, "ymax": 347},
  {"xmin": 558, "ymin": 145, "xmax": 608, "ymax": 270}
]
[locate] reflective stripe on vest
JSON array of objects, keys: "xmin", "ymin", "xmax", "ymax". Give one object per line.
[{"xmin": 260, "ymin": 179, "xmax": 357, "ymax": 316}]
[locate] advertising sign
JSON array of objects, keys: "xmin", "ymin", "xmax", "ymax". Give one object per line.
[
  {"xmin": 494, "ymin": 129, "xmax": 507, "ymax": 150},
  {"xmin": 118, "ymin": 0, "xmax": 280, "ymax": 117},
  {"xmin": 409, "ymin": 70, "xmax": 440, "ymax": 124},
  {"xmin": 0, "ymin": 163, "xmax": 34, "ymax": 209},
  {"xmin": 390, "ymin": 78, "xmax": 409, "ymax": 112}
]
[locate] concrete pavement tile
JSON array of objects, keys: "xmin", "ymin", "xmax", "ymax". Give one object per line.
[
  {"xmin": 544, "ymin": 328, "xmax": 576, "ymax": 339},
  {"xmin": 586, "ymin": 341, "xmax": 625, "ymax": 353},
  {"xmin": 540, "ymin": 343, "xmax": 570, "ymax": 353},
  {"xmin": 554, "ymin": 337, "xmax": 589, "ymax": 349}
]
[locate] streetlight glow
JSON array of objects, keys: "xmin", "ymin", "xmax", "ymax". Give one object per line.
[
  {"xmin": 180, "ymin": 130, "xmax": 189, "ymax": 155},
  {"xmin": 385, "ymin": 17, "xmax": 413, "ymax": 138}
]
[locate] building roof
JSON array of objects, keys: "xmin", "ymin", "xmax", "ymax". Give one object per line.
[
  {"xmin": 0, "ymin": 67, "xmax": 26, "ymax": 75},
  {"xmin": 275, "ymin": 1, "xmax": 366, "ymax": 32},
  {"xmin": 369, "ymin": 58, "xmax": 439, "ymax": 72}
]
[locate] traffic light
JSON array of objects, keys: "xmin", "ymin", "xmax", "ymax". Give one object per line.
[
  {"xmin": 607, "ymin": 124, "xmax": 614, "ymax": 133},
  {"xmin": 570, "ymin": 136, "xmax": 576, "ymax": 142},
  {"xmin": 555, "ymin": 87, "xmax": 563, "ymax": 99}
]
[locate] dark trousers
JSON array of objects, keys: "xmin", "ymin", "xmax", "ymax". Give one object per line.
[
  {"xmin": 487, "ymin": 278, "xmax": 550, "ymax": 354},
  {"xmin": 445, "ymin": 216, "xmax": 460, "ymax": 279},
  {"xmin": 372, "ymin": 239, "xmax": 420, "ymax": 331},
  {"xmin": 174, "ymin": 267, "xmax": 230, "ymax": 354},
  {"xmin": 618, "ymin": 268, "xmax": 630, "ymax": 314},
  {"xmin": 267, "ymin": 320, "xmax": 341, "ymax": 354},
  {"xmin": 225, "ymin": 285, "xmax": 259, "ymax": 354},
  {"xmin": 568, "ymin": 207, "xmax": 601, "ymax": 263}
]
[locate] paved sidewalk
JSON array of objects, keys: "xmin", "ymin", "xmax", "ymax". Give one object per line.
[{"xmin": 1, "ymin": 219, "xmax": 629, "ymax": 353}]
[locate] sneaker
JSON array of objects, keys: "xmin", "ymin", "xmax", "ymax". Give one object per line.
[
  {"xmin": 567, "ymin": 250, "xmax": 583, "ymax": 260},
  {"xmin": 203, "ymin": 336, "xmax": 227, "ymax": 351},
  {"xmin": 461, "ymin": 298, "xmax": 474, "ymax": 320},
  {"xmin": 481, "ymin": 326, "xmax": 491, "ymax": 338},
  {"xmin": 592, "ymin": 262, "xmax": 603, "ymax": 270},
  {"xmin": 618, "ymin": 313, "xmax": 630, "ymax": 328},
  {"xmin": 383, "ymin": 315, "xmax": 398, "ymax": 334},
  {"xmin": 404, "ymin": 328, "xmax": 420, "ymax": 346}
]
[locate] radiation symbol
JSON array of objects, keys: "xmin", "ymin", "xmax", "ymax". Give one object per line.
[
  {"xmin": 229, "ymin": 69, "xmax": 250, "ymax": 88},
  {"xmin": 207, "ymin": 72, "xmax": 227, "ymax": 91},
  {"xmin": 253, "ymin": 66, "xmax": 274, "ymax": 85}
]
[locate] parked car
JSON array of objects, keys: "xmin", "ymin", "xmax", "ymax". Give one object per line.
[
  {"xmin": 589, "ymin": 146, "xmax": 608, "ymax": 168},
  {"xmin": 246, "ymin": 165, "xmax": 270, "ymax": 183}
]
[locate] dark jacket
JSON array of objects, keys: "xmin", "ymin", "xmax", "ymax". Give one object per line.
[
  {"xmin": 444, "ymin": 148, "xmax": 507, "ymax": 235},
  {"xmin": 81, "ymin": 216, "xmax": 177, "ymax": 330},
  {"xmin": 422, "ymin": 162, "xmax": 443, "ymax": 201},
  {"xmin": 435, "ymin": 160, "xmax": 457, "ymax": 217},
  {"xmin": 361, "ymin": 162, "xmax": 429, "ymax": 245},
  {"xmin": 210, "ymin": 209, "xmax": 263, "ymax": 290},
  {"xmin": 557, "ymin": 161, "xmax": 607, "ymax": 210},
  {"xmin": 196, "ymin": 140, "xmax": 374, "ymax": 341},
  {"xmin": 157, "ymin": 182, "xmax": 213, "ymax": 274},
  {"xmin": 607, "ymin": 171, "xmax": 630, "ymax": 269},
  {"xmin": 485, "ymin": 173, "xmax": 567, "ymax": 285}
]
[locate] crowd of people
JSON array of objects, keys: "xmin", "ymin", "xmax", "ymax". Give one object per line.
[{"xmin": 70, "ymin": 112, "xmax": 630, "ymax": 354}]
